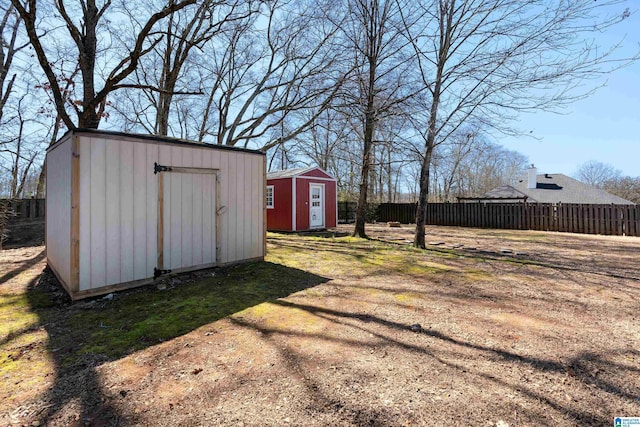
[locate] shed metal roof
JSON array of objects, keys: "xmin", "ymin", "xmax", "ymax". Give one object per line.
[
  {"xmin": 50, "ymin": 128, "xmax": 265, "ymax": 156},
  {"xmin": 267, "ymin": 166, "xmax": 335, "ymax": 180}
]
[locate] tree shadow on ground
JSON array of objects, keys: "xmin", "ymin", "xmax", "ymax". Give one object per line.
[
  {"xmin": 233, "ymin": 299, "xmax": 636, "ymax": 425},
  {"xmin": 0, "ymin": 248, "xmax": 46, "ymax": 285},
  {"xmin": 18, "ymin": 261, "xmax": 329, "ymax": 425}
]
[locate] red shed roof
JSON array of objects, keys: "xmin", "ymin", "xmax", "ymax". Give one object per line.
[{"xmin": 267, "ymin": 166, "xmax": 335, "ymax": 180}]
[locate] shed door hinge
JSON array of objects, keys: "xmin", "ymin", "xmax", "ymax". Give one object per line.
[
  {"xmin": 154, "ymin": 267, "xmax": 172, "ymax": 278},
  {"xmin": 154, "ymin": 162, "xmax": 172, "ymax": 174}
]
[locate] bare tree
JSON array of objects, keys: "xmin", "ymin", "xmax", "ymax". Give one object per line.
[
  {"xmin": 290, "ymin": 108, "xmax": 351, "ymax": 173},
  {"xmin": 400, "ymin": 0, "xmax": 637, "ymax": 248},
  {"xmin": 342, "ymin": 0, "xmax": 419, "ymax": 237},
  {"xmin": 112, "ymin": 0, "xmax": 253, "ymax": 136},
  {"xmin": 0, "ymin": 94, "xmax": 40, "ymax": 198},
  {"xmin": 575, "ymin": 160, "xmax": 622, "ymax": 188},
  {"xmin": 1, "ymin": 4, "xmax": 44, "ymax": 200},
  {"xmin": 603, "ymin": 176, "xmax": 640, "ymax": 204},
  {"xmin": 182, "ymin": 0, "xmax": 350, "ymax": 149},
  {"xmin": 453, "ymin": 141, "xmax": 527, "ymax": 198},
  {"xmin": 10, "ymin": 0, "xmax": 198, "ymax": 129},
  {"xmin": 0, "ymin": 3, "xmax": 28, "ymax": 125}
]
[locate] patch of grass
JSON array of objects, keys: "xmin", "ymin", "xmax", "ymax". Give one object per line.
[
  {"xmin": 269, "ymin": 234, "xmax": 459, "ymax": 279},
  {"xmin": 463, "ymin": 269, "xmax": 493, "ymax": 281},
  {"xmin": 393, "ymin": 292, "xmax": 422, "ymax": 304},
  {"xmin": 0, "ymin": 330, "xmax": 50, "ymax": 376},
  {"xmin": 0, "ymin": 294, "xmax": 42, "ymax": 345},
  {"xmin": 3, "ymin": 232, "xmax": 505, "ymax": 373},
  {"xmin": 44, "ymin": 261, "xmax": 328, "ymax": 365}
]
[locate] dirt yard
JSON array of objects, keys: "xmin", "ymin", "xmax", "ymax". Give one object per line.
[{"xmin": 1, "ymin": 225, "xmax": 639, "ymax": 426}]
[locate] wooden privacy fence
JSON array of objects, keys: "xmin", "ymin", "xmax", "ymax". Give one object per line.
[
  {"xmin": 6, "ymin": 199, "xmax": 638, "ymax": 236},
  {"xmin": 343, "ymin": 201, "xmax": 640, "ymax": 237},
  {"xmin": 377, "ymin": 203, "xmax": 417, "ymax": 224},
  {"xmin": 426, "ymin": 203, "xmax": 640, "ymax": 236},
  {"xmin": 338, "ymin": 201, "xmax": 358, "ymax": 223},
  {"xmin": 0, "ymin": 198, "xmax": 46, "ymax": 221}
]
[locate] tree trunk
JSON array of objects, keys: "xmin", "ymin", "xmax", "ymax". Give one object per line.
[
  {"xmin": 353, "ymin": 80, "xmax": 376, "ymax": 237},
  {"xmin": 414, "ymin": 77, "xmax": 443, "ymax": 247},
  {"xmin": 414, "ymin": 143, "xmax": 433, "ymax": 248},
  {"xmin": 353, "ymin": 132, "xmax": 372, "ymax": 237},
  {"xmin": 36, "ymin": 161, "xmax": 46, "ymax": 198},
  {"xmin": 77, "ymin": 1, "xmax": 99, "ymax": 129}
]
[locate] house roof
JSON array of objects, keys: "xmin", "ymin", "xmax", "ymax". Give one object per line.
[
  {"xmin": 480, "ymin": 173, "xmax": 635, "ymax": 204},
  {"xmin": 266, "ymin": 166, "xmax": 334, "ymax": 180},
  {"xmin": 481, "ymin": 185, "xmax": 529, "ymax": 200}
]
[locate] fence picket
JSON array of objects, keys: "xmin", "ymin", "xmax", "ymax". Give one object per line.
[{"xmin": 344, "ymin": 201, "xmax": 640, "ymax": 237}]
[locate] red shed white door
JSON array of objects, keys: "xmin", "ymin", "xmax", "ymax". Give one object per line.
[{"xmin": 310, "ymin": 183, "xmax": 324, "ymax": 228}]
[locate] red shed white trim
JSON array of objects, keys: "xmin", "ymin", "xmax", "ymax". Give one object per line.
[{"xmin": 266, "ymin": 167, "xmax": 338, "ymax": 232}]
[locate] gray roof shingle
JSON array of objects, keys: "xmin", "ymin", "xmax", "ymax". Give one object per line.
[{"xmin": 481, "ymin": 173, "xmax": 635, "ymax": 204}]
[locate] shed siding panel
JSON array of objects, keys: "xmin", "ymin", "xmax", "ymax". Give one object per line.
[
  {"xmin": 146, "ymin": 144, "xmax": 159, "ymax": 276},
  {"xmin": 216, "ymin": 150, "xmax": 227, "ymax": 263},
  {"xmin": 78, "ymin": 137, "xmax": 92, "ymax": 289},
  {"xmin": 46, "ymin": 137, "xmax": 72, "ymax": 286},
  {"xmin": 181, "ymin": 170, "xmax": 194, "ymax": 266},
  {"xmin": 251, "ymin": 157, "xmax": 262, "ymax": 257},
  {"xmin": 243, "ymin": 156, "xmax": 252, "ymax": 259},
  {"xmin": 191, "ymin": 151, "xmax": 204, "ymax": 266},
  {"xmin": 89, "ymin": 137, "xmax": 107, "ymax": 289},
  {"xmin": 105, "ymin": 140, "xmax": 121, "ymax": 286},
  {"xmin": 133, "ymin": 142, "xmax": 148, "ymax": 279},
  {"xmin": 119, "ymin": 141, "xmax": 135, "ymax": 283},
  {"xmin": 225, "ymin": 152, "xmax": 237, "ymax": 263},
  {"xmin": 201, "ymin": 171, "xmax": 214, "ymax": 264},
  {"xmin": 326, "ymin": 181, "xmax": 337, "ymax": 228},
  {"xmin": 236, "ymin": 152, "xmax": 246, "ymax": 261},
  {"xmin": 296, "ymin": 179, "xmax": 310, "ymax": 231},
  {"xmin": 168, "ymin": 147, "xmax": 182, "ymax": 269},
  {"xmin": 208, "ymin": 149, "xmax": 219, "ymax": 261},
  {"xmin": 266, "ymin": 177, "xmax": 293, "ymax": 231},
  {"xmin": 249, "ymin": 156, "xmax": 259, "ymax": 258}
]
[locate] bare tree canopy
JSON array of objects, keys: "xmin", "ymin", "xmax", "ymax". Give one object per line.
[
  {"xmin": 603, "ymin": 175, "xmax": 640, "ymax": 204},
  {"xmin": 10, "ymin": 0, "xmax": 198, "ymax": 129},
  {"xmin": 400, "ymin": 0, "xmax": 638, "ymax": 248},
  {"xmin": 574, "ymin": 160, "xmax": 622, "ymax": 188},
  {"xmin": 1, "ymin": 0, "xmax": 637, "ymax": 231}
]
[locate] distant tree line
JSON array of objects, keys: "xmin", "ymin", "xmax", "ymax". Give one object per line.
[
  {"xmin": 1, "ymin": 0, "xmax": 637, "ymax": 247},
  {"xmin": 575, "ymin": 160, "xmax": 640, "ymax": 204}
]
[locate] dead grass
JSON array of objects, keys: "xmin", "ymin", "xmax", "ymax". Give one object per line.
[{"xmin": 2, "ymin": 225, "xmax": 640, "ymax": 426}]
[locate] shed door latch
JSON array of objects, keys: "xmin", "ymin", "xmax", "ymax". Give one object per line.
[
  {"xmin": 154, "ymin": 162, "xmax": 172, "ymax": 174},
  {"xmin": 154, "ymin": 267, "xmax": 172, "ymax": 278}
]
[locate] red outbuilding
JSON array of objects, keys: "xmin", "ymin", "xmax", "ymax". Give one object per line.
[{"xmin": 266, "ymin": 167, "xmax": 337, "ymax": 231}]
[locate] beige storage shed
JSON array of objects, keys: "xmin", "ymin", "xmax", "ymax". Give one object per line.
[{"xmin": 46, "ymin": 129, "xmax": 266, "ymax": 300}]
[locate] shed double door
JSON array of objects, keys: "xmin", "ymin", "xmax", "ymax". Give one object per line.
[{"xmin": 158, "ymin": 167, "xmax": 218, "ymax": 273}]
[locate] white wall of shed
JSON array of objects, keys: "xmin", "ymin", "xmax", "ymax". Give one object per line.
[
  {"xmin": 79, "ymin": 136, "xmax": 158, "ymax": 291},
  {"xmin": 77, "ymin": 134, "xmax": 265, "ymax": 292},
  {"xmin": 46, "ymin": 136, "xmax": 72, "ymax": 286}
]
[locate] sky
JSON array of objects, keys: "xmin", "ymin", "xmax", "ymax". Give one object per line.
[{"xmin": 499, "ymin": 2, "xmax": 640, "ymax": 178}]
